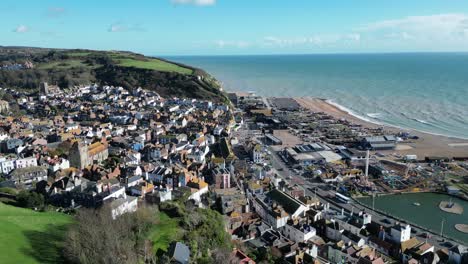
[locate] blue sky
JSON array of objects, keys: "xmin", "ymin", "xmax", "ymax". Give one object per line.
[{"xmin": 1, "ymin": 0, "xmax": 468, "ymax": 55}]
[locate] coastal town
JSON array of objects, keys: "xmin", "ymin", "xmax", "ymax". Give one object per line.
[{"xmin": 0, "ymin": 80, "xmax": 466, "ymax": 264}]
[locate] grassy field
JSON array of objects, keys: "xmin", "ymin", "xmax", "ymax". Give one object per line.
[
  {"xmin": 37, "ymin": 52, "xmax": 193, "ymax": 74},
  {"xmin": 37, "ymin": 59, "xmax": 93, "ymax": 70},
  {"xmin": 0, "ymin": 203, "xmax": 72, "ymax": 264},
  {"xmin": 116, "ymin": 58, "xmax": 193, "ymax": 74},
  {"xmin": 147, "ymin": 212, "xmax": 182, "ymax": 253},
  {"xmin": 66, "ymin": 51, "xmax": 93, "ymax": 57}
]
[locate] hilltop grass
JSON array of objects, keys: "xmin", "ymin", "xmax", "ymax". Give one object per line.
[
  {"xmin": 0, "ymin": 203, "xmax": 72, "ymax": 264},
  {"xmin": 37, "ymin": 52, "xmax": 193, "ymax": 74},
  {"xmin": 147, "ymin": 212, "xmax": 182, "ymax": 253},
  {"xmin": 116, "ymin": 58, "xmax": 193, "ymax": 74},
  {"xmin": 66, "ymin": 52, "xmax": 92, "ymax": 57},
  {"xmin": 37, "ymin": 59, "xmax": 94, "ymax": 70}
]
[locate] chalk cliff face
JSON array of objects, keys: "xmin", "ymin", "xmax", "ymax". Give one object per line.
[{"xmin": 0, "ymin": 46, "xmax": 228, "ymax": 102}]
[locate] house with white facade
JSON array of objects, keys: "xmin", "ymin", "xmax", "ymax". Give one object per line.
[
  {"xmin": 251, "ymin": 189, "xmax": 309, "ymax": 229},
  {"xmin": 109, "ymin": 194, "xmax": 138, "ymax": 220},
  {"xmin": 390, "ymin": 224, "xmax": 412, "ymax": 243},
  {"xmin": 283, "ymin": 221, "xmax": 316, "ymax": 243},
  {"xmin": 0, "ymin": 157, "xmax": 15, "ymax": 175}
]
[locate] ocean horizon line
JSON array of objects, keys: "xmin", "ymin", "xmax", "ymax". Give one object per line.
[{"xmin": 161, "ymin": 51, "xmax": 468, "ymax": 58}]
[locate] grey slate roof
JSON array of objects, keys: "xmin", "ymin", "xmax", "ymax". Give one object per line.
[{"xmin": 170, "ymin": 242, "xmax": 190, "ymax": 264}]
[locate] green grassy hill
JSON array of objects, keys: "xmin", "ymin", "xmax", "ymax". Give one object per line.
[
  {"xmin": 0, "ymin": 47, "xmax": 228, "ymax": 102},
  {"xmin": 0, "ymin": 203, "xmax": 72, "ymax": 264}
]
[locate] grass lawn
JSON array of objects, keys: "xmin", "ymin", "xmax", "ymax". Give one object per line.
[
  {"xmin": 37, "ymin": 59, "xmax": 93, "ymax": 70},
  {"xmin": 0, "ymin": 202, "xmax": 72, "ymax": 264},
  {"xmin": 116, "ymin": 58, "xmax": 193, "ymax": 74},
  {"xmin": 147, "ymin": 212, "xmax": 182, "ymax": 253},
  {"xmin": 66, "ymin": 52, "xmax": 92, "ymax": 57}
]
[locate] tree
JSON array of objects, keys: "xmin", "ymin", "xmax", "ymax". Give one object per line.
[
  {"xmin": 64, "ymin": 205, "xmax": 159, "ymax": 264},
  {"xmin": 17, "ymin": 190, "xmax": 45, "ymax": 208}
]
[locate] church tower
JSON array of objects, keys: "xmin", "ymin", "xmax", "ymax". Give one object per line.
[{"xmin": 69, "ymin": 141, "xmax": 89, "ymax": 169}]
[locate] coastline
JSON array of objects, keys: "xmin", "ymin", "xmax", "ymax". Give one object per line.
[
  {"xmin": 293, "ymin": 97, "xmax": 468, "ymax": 158},
  {"xmin": 325, "ymin": 98, "xmax": 468, "ymax": 140}
]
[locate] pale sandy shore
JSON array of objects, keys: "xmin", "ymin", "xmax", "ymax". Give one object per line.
[{"xmin": 294, "ymin": 97, "xmax": 468, "ymax": 158}]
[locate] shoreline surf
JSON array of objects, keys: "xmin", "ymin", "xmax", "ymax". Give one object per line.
[
  {"xmin": 323, "ymin": 98, "xmax": 468, "ymax": 141},
  {"xmin": 293, "ymin": 96, "xmax": 468, "ymax": 158}
]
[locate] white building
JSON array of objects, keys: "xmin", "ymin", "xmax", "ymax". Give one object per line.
[
  {"xmin": 0, "ymin": 130, "xmax": 9, "ymax": 141},
  {"xmin": 158, "ymin": 188, "xmax": 172, "ymax": 203},
  {"xmin": 251, "ymin": 189, "xmax": 309, "ymax": 229},
  {"xmin": 15, "ymin": 157, "xmax": 38, "ymax": 169},
  {"xmin": 283, "ymin": 222, "xmax": 316, "ymax": 243},
  {"xmin": 187, "ymin": 146, "xmax": 209, "ymax": 164},
  {"xmin": 188, "ymin": 183, "xmax": 209, "ymax": 204},
  {"xmin": 110, "ymin": 195, "xmax": 138, "ymax": 220},
  {"xmin": 390, "ymin": 224, "xmax": 412, "ymax": 243},
  {"xmin": 48, "ymin": 158, "xmax": 70, "ymax": 172},
  {"xmin": 0, "ymin": 158, "xmax": 15, "ymax": 175}
]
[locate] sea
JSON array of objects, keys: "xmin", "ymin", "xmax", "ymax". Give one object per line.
[{"xmin": 167, "ymin": 53, "xmax": 468, "ymax": 139}]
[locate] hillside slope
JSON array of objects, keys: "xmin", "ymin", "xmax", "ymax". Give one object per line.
[{"xmin": 0, "ymin": 46, "xmax": 228, "ymax": 102}]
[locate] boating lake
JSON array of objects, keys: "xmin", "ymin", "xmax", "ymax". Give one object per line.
[{"xmin": 357, "ymin": 192, "xmax": 468, "ymax": 244}]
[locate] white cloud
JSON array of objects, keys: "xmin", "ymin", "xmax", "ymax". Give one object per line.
[
  {"xmin": 108, "ymin": 23, "xmax": 145, "ymax": 32},
  {"xmin": 260, "ymin": 14, "xmax": 468, "ymax": 51},
  {"xmin": 263, "ymin": 34, "xmax": 360, "ymax": 47},
  {"xmin": 14, "ymin": 25, "xmax": 29, "ymax": 33},
  {"xmin": 263, "ymin": 36, "xmax": 308, "ymax": 47},
  {"xmin": 216, "ymin": 40, "xmax": 250, "ymax": 48},
  {"xmin": 109, "ymin": 24, "xmax": 126, "ymax": 32},
  {"xmin": 359, "ymin": 13, "xmax": 468, "ymax": 41},
  {"xmin": 171, "ymin": 0, "xmax": 216, "ymax": 6}
]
